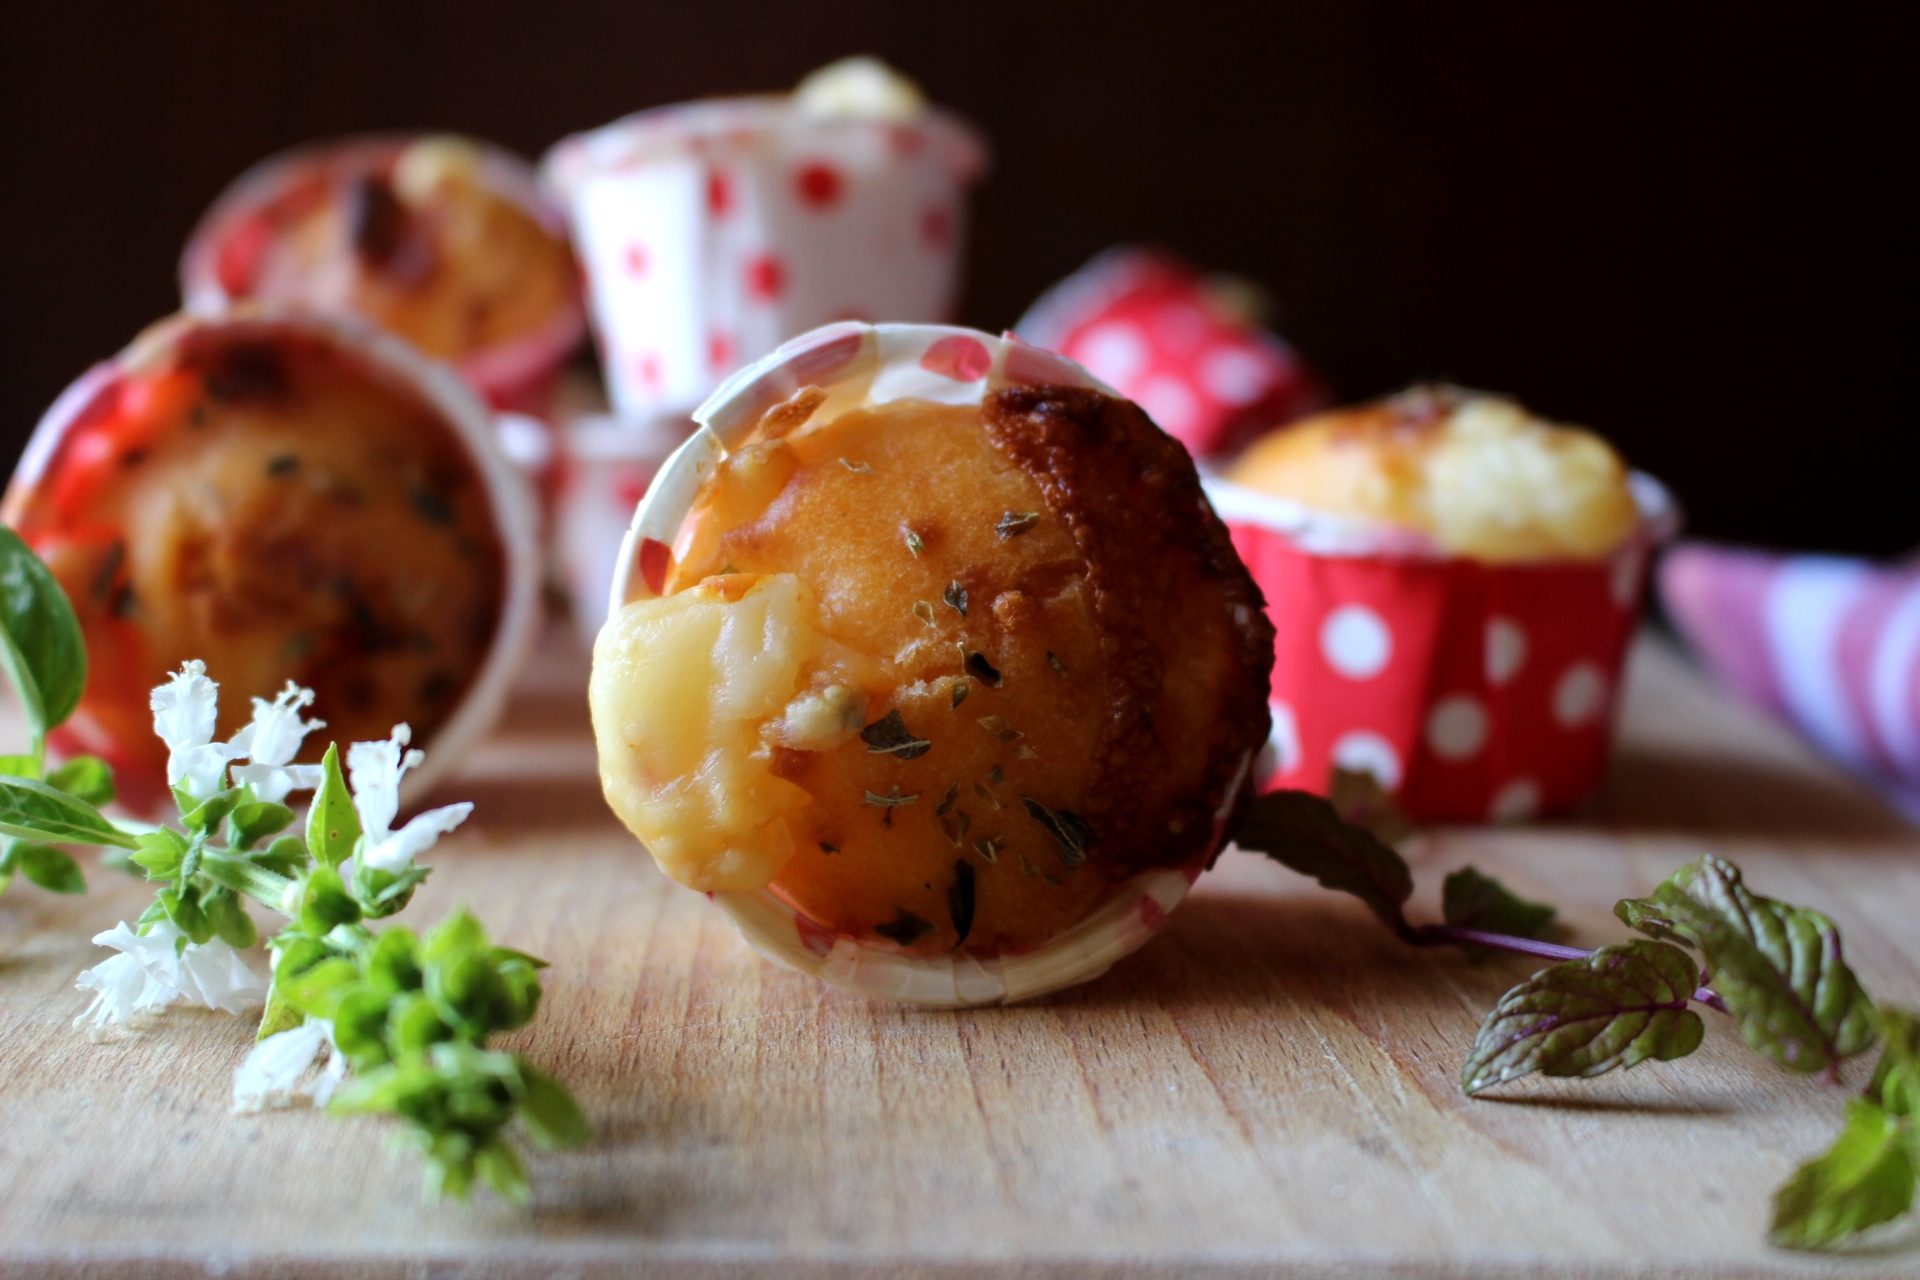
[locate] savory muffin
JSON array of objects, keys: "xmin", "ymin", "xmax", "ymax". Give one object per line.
[
  {"xmin": 1226, "ymin": 385, "xmax": 1640, "ymax": 562},
  {"xmin": 591, "ymin": 368, "xmax": 1273, "ymax": 957},
  {"xmin": 4, "ymin": 313, "xmax": 511, "ymax": 798},
  {"xmin": 191, "ymin": 136, "xmax": 577, "ymax": 365}
]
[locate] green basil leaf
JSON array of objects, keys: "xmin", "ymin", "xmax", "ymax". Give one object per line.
[
  {"xmin": 1230, "ymin": 789, "xmax": 1413, "ymax": 931},
  {"xmin": 248, "ymin": 834, "xmax": 308, "ymax": 879},
  {"xmin": 229, "ymin": 800, "xmax": 295, "ymax": 850},
  {"xmin": 280, "ymin": 957, "xmax": 361, "ymax": 1019},
  {"xmin": 129, "ymin": 827, "xmax": 189, "ymax": 880},
  {"xmin": 46, "ymin": 755, "xmax": 114, "ymax": 806},
  {"xmin": 472, "ymin": 1137, "xmax": 530, "ymax": 1204},
  {"xmin": 305, "ymin": 743, "xmax": 359, "ymax": 870},
  {"xmin": 1443, "ymin": 866, "xmax": 1557, "ymax": 940},
  {"xmin": 0, "ymin": 776, "xmax": 135, "ymax": 848},
  {"xmin": 204, "ymin": 887, "xmax": 258, "ymax": 949},
  {"xmin": 0, "ymin": 754, "xmax": 42, "ymax": 779},
  {"xmin": 0, "ymin": 526, "xmax": 87, "ymax": 747},
  {"xmin": 180, "ymin": 786, "xmax": 243, "ymax": 834},
  {"xmin": 1616, "ymin": 855, "xmax": 1876, "ymax": 1074},
  {"xmin": 1461, "ymin": 940, "xmax": 1705, "ymax": 1095},
  {"xmin": 1770, "ymin": 1099, "xmax": 1917, "ymax": 1250},
  {"xmin": 15, "ymin": 842, "xmax": 86, "ymax": 894},
  {"xmin": 296, "ymin": 865, "xmax": 362, "ymax": 935},
  {"xmin": 516, "ymin": 1063, "xmax": 589, "ymax": 1150}
]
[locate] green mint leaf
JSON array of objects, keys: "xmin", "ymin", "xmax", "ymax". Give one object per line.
[
  {"xmin": 1616, "ymin": 855, "xmax": 1876, "ymax": 1074},
  {"xmin": 46, "ymin": 755, "xmax": 114, "ymax": 806},
  {"xmin": 229, "ymin": 799, "xmax": 295, "ymax": 850},
  {"xmin": 1230, "ymin": 789, "xmax": 1413, "ymax": 932},
  {"xmin": 0, "ymin": 776, "xmax": 136, "ymax": 848},
  {"xmin": 0, "ymin": 526, "xmax": 87, "ymax": 750},
  {"xmin": 516, "ymin": 1063, "xmax": 589, "ymax": 1150},
  {"xmin": 1869, "ymin": 1007, "xmax": 1920, "ymax": 1118},
  {"xmin": 1444, "ymin": 866, "xmax": 1557, "ymax": 940},
  {"xmin": 1327, "ymin": 767, "xmax": 1417, "ymax": 845},
  {"xmin": 1461, "ymin": 940, "xmax": 1706, "ymax": 1095},
  {"xmin": 15, "ymin": 842, "xmax": 86, "ymax": 894},
  {"xmin": 1770, "ymin": 1099, "xmax": 1917, "ymax": 1250},
  {"xmin": 0, "ymin": 754, "xmax": 42, "ymax": 779},
  {"xmin": 306, "ymin": 744, "xmax": 359, "ymax": 870}
]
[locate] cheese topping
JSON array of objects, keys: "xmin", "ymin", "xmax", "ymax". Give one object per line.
[{"xmin": 590, "ymin": 573, "xmax": 823, "ymax": 893}]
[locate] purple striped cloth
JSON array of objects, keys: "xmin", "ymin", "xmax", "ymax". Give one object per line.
[{"xmin": 1661, "ymin": 542, "xmax": 1920, "ymax": 815}]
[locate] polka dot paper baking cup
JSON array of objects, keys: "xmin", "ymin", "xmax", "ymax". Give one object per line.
[
  {"xmin": 607, "ymin": 322, "xmax": 1246, "ymax": 1006},
  {"xmin": 1206, "ymin": 475, "xmax": 1678, "ymax": 823},
  {"xmin": 1016, "ymin": 247, "xmax": 1327, "ymax": 459},
  {"xmin": 541, "ymin": 98, "xmax": 987, "ymax": 422},
  {"xmin": 180, "ymin": 134, "xmax": 587, "ymax": 415}
]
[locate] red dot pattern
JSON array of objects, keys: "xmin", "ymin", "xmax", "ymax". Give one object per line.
[{"xmin": 794, "ymin": 161, "xmax": 844, "ymax": 210}]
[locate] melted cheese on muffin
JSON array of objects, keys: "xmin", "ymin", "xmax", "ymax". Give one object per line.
[{"xmin": 1226, "ymin": 386, "xmax": 1640, "ymax": 562}]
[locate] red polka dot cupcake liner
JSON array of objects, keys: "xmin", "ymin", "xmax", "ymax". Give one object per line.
[
  {"xmin": 1204, "ymin": 475, "xmax": 1680, "ymax": 823},
  {"xmin": 179, "ymin": 134, "xmax": 587, "ymax": 416},
  {"xmin": 541, "ymin": 98, "xmax": 988, "ymax": 424},
  {"xmin": 1015, "ymin": 247, "xmax": 1329, "ymax": 459}
]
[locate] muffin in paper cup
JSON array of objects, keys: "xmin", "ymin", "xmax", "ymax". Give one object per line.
[
  {"xmin": 1208, "ymin": 387, "xmax": 1679, "ymax": 823},
  {"xmin": 590, "ymin": 322, "xmax": 1271, "ymax": 1006},
  {"xmin": 541, "ymin": 58, "xmax": 988, "ymax": 422},
  {"xmin": 180, "ymin": 133, "xmax": 586, "ymax": 415},
  {"xmin": 2, "ymin": 308, "xmax": 542, "ymax": 814}
]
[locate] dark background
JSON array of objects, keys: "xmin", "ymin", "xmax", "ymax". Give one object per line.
[{"xmin": 2, "ymin": 2, "xmax": 1911, "ymax": 554}]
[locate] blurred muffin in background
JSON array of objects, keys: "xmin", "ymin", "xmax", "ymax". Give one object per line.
[
  {"xmin": 1226, "ymin": 384, "xmax": 1641, "ymax": 563},
  {"xmin": 1208, "ymin": 384, "xmax": 1674, "ymax": 824},
  {"xmin": 182, "ymin": 135, "xmax": 585, "ymax": 413}
]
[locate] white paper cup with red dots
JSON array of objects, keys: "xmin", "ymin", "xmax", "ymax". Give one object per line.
[
  {"xmin": 603, "ymin": 322, "xmax": 1246, "ymax": 1006},
  {"xmin": 541, "ymin": 99, "xmax": 987, "ymax": 422},
  {"xmin": 1205, "ymin": 474, "xmax": 1679, "ymax": 824}
]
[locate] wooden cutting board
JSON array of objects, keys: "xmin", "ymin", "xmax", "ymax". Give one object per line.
[{"xmin": 3, "ymin": 627, "xmax": 1918, "ymax": 1279}]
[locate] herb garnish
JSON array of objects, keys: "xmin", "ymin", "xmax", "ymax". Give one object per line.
[
  {"xmin": 972, "ymin": 836, "xmax": 1004, "ymax": 864},
  {"xmin": 912, "ymin": 600, "xmax": 936, "ymax": 628},
  {"xmin": 819, "ymin": 842, "xmax": 840, "ymax": 855},
  {"xmin": 903, "ymin": 528, "xmax": 926, "ymax": 558},
  {"xmin": 1019, "ymin": 796, "xmax": 1093, "ymax": 866},
  {"xmin": 935, "ymin": 782, "xmax": 960, "ymax": 817},
  {"xmin": 972, "ymin": 780, "xmax": 1002, "ymax": 809},
  {"xmin": 977, "ymin": 715, "xmax": 1021, "ymax": 744},
  {"xmin": 1228, "ymin": 788, "xmax": 1917, "ymax": 1253},
  {"xmin": 948, "ymin": 861, "xmax": 976, "ymax": 947},
  {"xmin": 863, "ymin": 787, "xmax": 919, "ymax": 809},
  {"xmin": 944, "ymin": 581, "xmax": 968, "ymax": 616},
  {"xmin": 1013, "ymin": 745, "xmax": 1040, "ymax": 761},
  {"xmin": 996, "ymin": 511, "xmax": 1040, "ymax": 539},
  {"xmin": 860, "ymin": 710, "xmax": 932, "ymax": 761},
  {"xmin": 965, "ymin": 651, "xmax": 1002, "ymax": 687},
  {"xmin": 988, "ymin": 765, "xmax": 1004, "ymax": 787},
  {"xmin": 875, "ymin": 908, "xmax": 932, "ymax": 946},
  {"xmin": 951, "ymin": 679, "xmax": 971, "ymax": 709},
  {"xmin": 839, "ymin": 458, "xmax": 873, "ymax": 474},
  {"xmin": 940, "ymin": 810, "xmax": 971, "ymax": 848},
  {"xmin": 1047, "ymin": 652, "xmax": 1065, "ymax": 674}
]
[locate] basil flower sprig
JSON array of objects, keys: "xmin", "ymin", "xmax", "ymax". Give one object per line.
[
  {"xmin": 0, "ymin": 527, "xmax": 122, "ymax": 898},
  {"xmin": 1232, "ymin": 787, "xmax": 1914, "ymax": 1253}
]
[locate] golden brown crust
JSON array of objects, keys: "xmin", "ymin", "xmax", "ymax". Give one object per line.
[{"xmin": 982, "ymin": 385, "xmax": 1274, "ymax": 879}]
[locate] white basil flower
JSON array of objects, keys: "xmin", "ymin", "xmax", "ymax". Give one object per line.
[
  {"xmin": 347, "ymin": 724, "xmax": 472, "ymax": 874},
  {"xmin": 232, "ymin": 1019, "xmax": 345, "ymax": 1113},
  {"xmin": 229, "ymin": 680, "xmax": 327, "ymax": 803},
  {"xmin": 150, "ymin": 660, "xmax": 238, "ymax": 801},
  {"xmin": 73, "ymin": 920, "xmax": 267, "ymax": 1039}
]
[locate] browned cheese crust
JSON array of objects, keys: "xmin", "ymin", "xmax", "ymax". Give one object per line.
[{"xmin": 981, "ymin": 385, "xmax": 1274, "ymax": 878}]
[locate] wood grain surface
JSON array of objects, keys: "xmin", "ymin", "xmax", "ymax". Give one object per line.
[{"xmin": 3, "ymin": 627, "xmax": 1918, "ymax": 1279}]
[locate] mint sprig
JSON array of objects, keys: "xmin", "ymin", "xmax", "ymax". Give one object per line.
[
  {"xmin": 1617, "ymin": 855, "xmax": 1876, "ymax": 1076},
  {"xmin": 1461, "ymin": 940, "xmax": 1706, "ymax": 1094},
  {"xmin": 1229, "ymin": 787, "xmax": 1919, "ymax": 1251}
]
